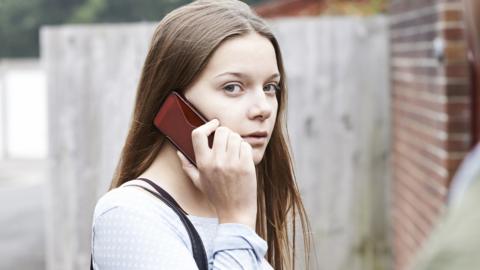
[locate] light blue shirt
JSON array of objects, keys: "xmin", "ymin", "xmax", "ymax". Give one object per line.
[{"xmin": 91, "ymin": 182, "xmax": 273, "ymax": 269}]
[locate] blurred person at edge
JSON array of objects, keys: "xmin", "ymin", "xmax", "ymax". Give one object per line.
[
  {"xmin": 89, "ymin": 1, "xmax": 313, "ymax": 270},
  {"xmin": 412, "ymin": 0, "xmax": 480, "ymax": 269}
]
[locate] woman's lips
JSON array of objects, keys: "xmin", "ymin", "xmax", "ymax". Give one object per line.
[{"xmin": 241, "ymin": 136, "xmax": 267, "ymax": 147}]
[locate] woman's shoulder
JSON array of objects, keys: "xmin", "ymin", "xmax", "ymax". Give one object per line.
[
  {"xmin": 91, "ymin": 183, "xmax": 196, "ymax": 255},
  {"xmin": 92, "ymin": 179, "xmax": 220, "ymax": 233},
  {"xmin": 92, "ymin": 181, "xmax": 177, "ymax": 223}
]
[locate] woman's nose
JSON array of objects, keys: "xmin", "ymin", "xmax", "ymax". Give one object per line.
[{"xmin": 248, "ymin": 90, "xmax": 272, "ymax": 121}]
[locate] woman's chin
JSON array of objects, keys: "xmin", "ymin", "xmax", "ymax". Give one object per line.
[{"xmin": 252, "ymin": 150, "xmax": 265, "ymax": 165}]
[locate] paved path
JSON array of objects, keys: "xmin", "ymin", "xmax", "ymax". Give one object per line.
[{"xmin": 0, "ymin": 180, "xmax": 46, "ymax": 270}]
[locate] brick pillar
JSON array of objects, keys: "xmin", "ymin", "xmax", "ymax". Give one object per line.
[{"xmin": 389, "ymin": 0, "xmax": 473, "ymax": 269}]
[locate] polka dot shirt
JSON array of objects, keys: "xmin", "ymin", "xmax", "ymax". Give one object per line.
[{"xmin": 91, "ymin": 183, "xmax": 273, "ymax": 269}]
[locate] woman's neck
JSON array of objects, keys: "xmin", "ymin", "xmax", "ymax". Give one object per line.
[{"xmin": 137, "ymin": 141, "xmax": 217, "ymax": 218}]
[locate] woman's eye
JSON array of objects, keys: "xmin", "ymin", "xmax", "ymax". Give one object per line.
[
  {"xmin": 264, "ymin": 83, "xmax": 280, "ymax": 93},
  {"xmin": 223, "ymin": 84, "xmax": 242, "ymax": 94},
  {"xmin": 223, "ymin": 83, "xmax": 279, "ymax": 95}
]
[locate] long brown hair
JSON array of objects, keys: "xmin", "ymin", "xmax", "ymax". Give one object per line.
[{"xmin": 109, "ymin": 0, "xmax": 312, "ymax": 268}]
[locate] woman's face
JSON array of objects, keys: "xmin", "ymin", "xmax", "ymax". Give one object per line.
[{"xmin": 184, "ymin": 32, "xmax": 280, "ymax": 165}]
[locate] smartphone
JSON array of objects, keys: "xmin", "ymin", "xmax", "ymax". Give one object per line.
[{"xmin": 154, "ymin": 91, "xmax": 214, "ymax": 167}]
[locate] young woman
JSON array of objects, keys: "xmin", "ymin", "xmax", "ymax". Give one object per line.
[{"xmin": 91, "ymin": 0, "xmax": 312, "ymax": 269}]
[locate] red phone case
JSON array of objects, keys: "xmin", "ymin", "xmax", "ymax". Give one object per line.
[{"xmin": 154, "ymin": 91, "xmax": 214, "ymax": 167}]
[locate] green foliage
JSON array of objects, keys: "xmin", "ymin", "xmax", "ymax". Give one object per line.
[
  {"xmin": 0, "ymin": 0, "xmax": 86, "ymax": 58},
  {"xmin": 324, "ymin": 0, "xmax": 388, "ymax": 16},
  {"xmin": 0, "ymin": 0, "xmax": 264, "ymax": 58},
  {"xmin": 69, "ymin": 0, "xmax": 107, "ymax": 23},
  {"xmin": 68, "ymin": 0, "xmax": 192, "ymax": 24}
]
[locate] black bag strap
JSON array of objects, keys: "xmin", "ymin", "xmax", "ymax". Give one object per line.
[
  {"xmin": 90, "ymin": 178, "xmax": 208, "ymax": 270},
  {"xmin": 134, "ymin": 178, "xmax": 209, "ymax": 269}
]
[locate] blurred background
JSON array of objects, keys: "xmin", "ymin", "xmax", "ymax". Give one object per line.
[{"xmin": 0, "ymin": 0, "xmax": 478, "ymax": 269}]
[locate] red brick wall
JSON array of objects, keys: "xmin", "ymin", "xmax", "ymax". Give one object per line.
[
  {"xmin": 390, "ymin": 0, "xmax": 473, "ymax": 269},
  {"xmin": 254, "ymin": 0, "xmax": 325, "ymax": 18}
]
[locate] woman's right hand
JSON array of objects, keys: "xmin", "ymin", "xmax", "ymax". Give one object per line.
[{"xmin": 176, "ymin": 119, "xmax": 258, "ymax": 230}]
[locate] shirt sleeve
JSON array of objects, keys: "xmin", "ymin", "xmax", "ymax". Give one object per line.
[
  {"xmin": 211, "ymin": 223, "xmax": 273, "ymax": 270},
  {"xmin": 92, "ymin": 206, "xmax": 273, "ymax": 270}
]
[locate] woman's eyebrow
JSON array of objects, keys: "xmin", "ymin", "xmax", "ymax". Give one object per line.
[{"xmin": 215, "ymin": 72, "xmax": 281, "ymax": 80}]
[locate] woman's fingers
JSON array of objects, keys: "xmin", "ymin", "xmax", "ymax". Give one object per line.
[
  {"xmin": 188, "ymin": 122, "xmax": 257, "ymax": 229},
  {"xmin": 212, "ymin": 127, "xmax": 229, "ymax": 159},
  {"xmin": 239, "ymin": 140, "xmax": 253, "ymax": 163},
  {"xmin": 176, "ymin": 151, "xmax": 201, "ymax": 186},
  {"xmin": 192, "ymin": 119, "xmax": 250, "ymax": 168},
  {"xmin": 191, "ymin": 119, "xmax": 219, "ymax": 158},
  {"xmin": 227, "ymin": 132, "xmax": 242, "ymax": 160}
]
